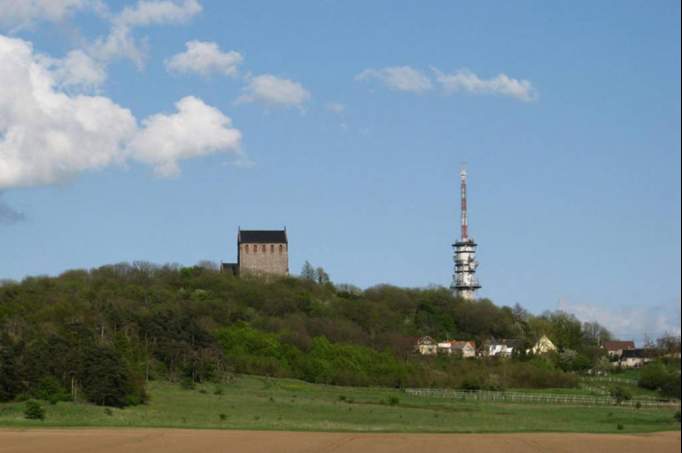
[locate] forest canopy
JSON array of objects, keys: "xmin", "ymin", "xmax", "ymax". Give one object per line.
[{"xmin": 0, "ymin": 262, "xmax": 675, "ymax": 406}]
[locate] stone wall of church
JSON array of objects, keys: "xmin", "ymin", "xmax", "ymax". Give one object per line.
[{"xmin": 239, "ymin": 243, "xmax": 289, "ymax": 276}]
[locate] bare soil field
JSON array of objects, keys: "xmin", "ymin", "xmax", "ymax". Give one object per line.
[{"xmin": 0, "ymin": 429, "xmax": 679, "ymax": 453}]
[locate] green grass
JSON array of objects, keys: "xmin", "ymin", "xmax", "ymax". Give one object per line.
[{"xmin": 0, "ymin": 376, "xmax": 679, "ymax": 433}]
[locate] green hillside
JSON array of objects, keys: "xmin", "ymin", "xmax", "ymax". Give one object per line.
[
  {"xmin": 0, "ymin": 263, "xmax": 679, "ymax": 410},
  {"xmin": 0, "ymin": 376, "xmax": 679, "ymax": 433}
]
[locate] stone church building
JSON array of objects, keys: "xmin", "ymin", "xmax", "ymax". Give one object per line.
[{"xmin": 222, "ymin": 229, "xmax": 289, "ymax": 277}]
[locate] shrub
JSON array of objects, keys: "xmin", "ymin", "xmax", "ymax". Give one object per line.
[
  {"xmin": 180, "ymin": 377, "xmax": 195, "ymax": 390},
  {"xmin": 30, "ymin": 376, "xmax": 70, "ymax": 404},
  {"xmin": 219, "ymin": 413, "xmax": 227, "ymax": 421},
  {"xmin": 388, "ymin": 396, "xmax": 400, "ymax": 406},
  {"xmin": 617, "ymin": 423, "xmax": 624, "ymax": 430},
  {"xmin": 639, "ymin": 363, "xmax": 669, "ymax": 390},
  {"xmin": 79, "ymin": 345, "xmax": 145, "ymax": 407},
  {"xmin": 610, "ymin": 386, "xmax": 632, "ymax": 405},
  {"xmin": 24, "ymin": 400, "xmax": 45, "ymax": 420},
  {"xmin": 674, "ymin": 410, "xmax": 681, "ymax": 423},
  {"xmin": 639, "ymin": 362, "xmax": 681, "ymax": 399},
  {"xmin": 460, "ymin": 378, "xmax": 481, "ymax": 391}
]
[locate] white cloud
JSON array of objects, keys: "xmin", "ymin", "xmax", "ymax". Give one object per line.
[
  {"xmin": 40, "ymin": 49, "xmax": 107, "ymax": 88},
  {"xmin": 559, "ymin": 298, "xmax": 681, "ymax": 344},
  {"xmin": 115, "ymin": 0, "xmax": 201, "ymax": 27},
  {"xmin": 355, "ymin": 66, "xmax": 432, "ymax": 93},
  {"xmin": 91, "ymin": 0, "xmax": 202, "ymax": 67},
  {"xmin": 0, "ymin": 34, "xmax": 242, "ymax": 189},
  {"xmin": 237, "ymin": 74, "xmax": 310, "ymax": 108},
  {"xmin": 433, "ymin": 68, "xmax": 537, "ymax": 102},
  {"xmin": 166, "ymin": 40, "xmax": 243, "ymax": 77},
  {"xmin": 129, "ymin": 96, "xmax": 241, "ymax": 177},
  {"xmin": 0, "ymin": 0, "xmax": 102, "ymax": 31}
]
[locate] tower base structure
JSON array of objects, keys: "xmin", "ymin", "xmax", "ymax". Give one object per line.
[{"xmin": 451, "ymin": 239, "xmax": 481, "ymax": 300}]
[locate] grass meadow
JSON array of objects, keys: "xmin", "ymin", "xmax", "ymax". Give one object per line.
[{"xmin": 0, "ymin": 375, "xmax": 678, "ymax": 433}]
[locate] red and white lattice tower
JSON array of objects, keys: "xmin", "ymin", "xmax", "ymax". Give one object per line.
[{"xmin": 451, "ymin": 168, "xmax": 481, "ymax": 300}]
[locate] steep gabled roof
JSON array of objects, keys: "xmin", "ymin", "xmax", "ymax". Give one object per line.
[
  {"xmin": 602, "ymin": 340, "xmax": 635, "ymax": 351},
  {"xmin": 622, "ymin": 348, "xmax": 646, "ymax": 359},
  {"xmin": 451, "ymin": 340, "xmax": 476, "ymax": 350},
  {"xmin": 238, "ymin": 229, "xmax": 288, "ymax": 244}
]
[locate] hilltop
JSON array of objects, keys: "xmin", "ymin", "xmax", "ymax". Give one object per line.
[{"xmin": 0, "ymin": 262, "xmax": 678, "ymax": 408}]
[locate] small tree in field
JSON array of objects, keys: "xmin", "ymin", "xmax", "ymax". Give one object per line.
[
  {"xmin": 24, "ymin": 400, "xmax": 45, "ymax": 420},
  {"xmin": 610, "ymin": 386, "xmax": 632, "ymax": 405}
]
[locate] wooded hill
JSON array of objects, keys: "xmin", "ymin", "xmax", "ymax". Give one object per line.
[{"xmin": 0, "ymin": 262, "xmax": 673, "ymax": 407}]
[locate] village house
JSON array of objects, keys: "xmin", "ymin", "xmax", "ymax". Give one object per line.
[
  {"xmin": 601, "ymin": 340, "xmax": 635, "ymax": 360},
  {"xmin": 485, "ymin": 339, "xmax": 523, "ymax": 358},
  {"xmin": 416, "ymin": 336, "xmax": 438, "ymax": 355},
  {"xmin": 437, "ymin": 341, "xmax": 453, "ymax": 354},
  {"xmin": 451, "ymin": 340, "xmax": 477, "ymax": 358},
  {"xmin": 415, "ymin": 337, "xmax": 477, "ymax": 357},
  {"xmin": 527, "ymin": 335, "xmax": 557, "ymax": 355},
  {"xmin": 619, "ymin": 349, "xmax": 653, "ymax": 368}
]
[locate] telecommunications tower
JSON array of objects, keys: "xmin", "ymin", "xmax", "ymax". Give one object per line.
[{"xmin": 451, "ymin": 168, "xmax": 481, "ymax": 299}]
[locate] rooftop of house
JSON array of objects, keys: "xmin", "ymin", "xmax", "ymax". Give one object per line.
[
  {"xmin": 621, "ymin": 348, "xmax": 646, "ymax": 359},
  {"xmin": 451, "ymin": 340, "xmax": 476, "ymax": 349},
  {"xmin": 238, "ymin": 229, "xmax": 288, "ymax": 244},
  {"xmin": 488, "ymin": 339, "xmax": 523, "ymax": 349},
  {"xmin": 602, "ymin": 340, "xmax": 636, "ymax": 351}
]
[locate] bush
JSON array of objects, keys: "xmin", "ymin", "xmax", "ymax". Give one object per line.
[
  {"xmin": 180, "ymin": 377, "xmax": 195, "ymax": 390},
  {"xmin": 30, "ymin": 376, "xmax": 70, "ymax": 404},
  {"xmin": 673, "ymin": 410, "xmax": 681, "ymax": 423},
  {"xmin": 387, "ymin": 396, "xmax": 400, "ymax": 406},
  {"xmin": 617, "ymin": 423, "xmax": 624, "ymax": 430},
  {"xmin": 460, "ymin": 378, "xmax": 482, "ymax": 391},
  {"xmin": 639, "ymin": 363, "xmax": 668, "ymax": 389},
  {"xmin": 639, "ymin": 362, "xmax": 681, "ymax": 399},
  {"xmin": 24, "ymin": 400, "xmax": 45, "ymax": 420},
  {"xmin": 610, "ymin": 386, "xmax": 632, "ymax": 405},
  {"xmin": 79, "ymin": 345, "xmax": 145, "ymax": 407}
]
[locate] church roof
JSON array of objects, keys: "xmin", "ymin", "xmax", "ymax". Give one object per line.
[{"xmin": 238, "ymin": 229, "xmax": 288, "ymax": 244}]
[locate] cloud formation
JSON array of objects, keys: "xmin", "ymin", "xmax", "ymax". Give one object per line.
[
  {"xmin": 0, "ymin": 0, "xmax": 102, "ymax": 31},
  {"xmin": 166, "ymin": 40, "xmax": 243, "ymax": 77},
  {"xmin": 433, "ymin": 68, "xmax": 537, "ymax": 101},
  {"xmin": 1, "ymin": 1, "xmax": 205, "ymax": 89},
  {"xmin": 0, "ymin": 34, "xmax": 242, "ymax": 189},
  {"xmin": 356, "ymin": 65, "xmax": 537, "ymax": 102},
  {"xmin": 559, "ymin": 298, "xmax": 681, "ymax": 343},
  {"xmin": 237, "ymin": 74, "xmax": 310, "ymax": 108},
  {"xmin": 356, "ymin": 66, "xmax": 432, "ymax": 93},
  {"xmin": 91, "ymin": 0, "xmax": 202, "ymax": 68},
  {"xmin": 129, "ymin": 96, "xmax": 241, "ymax": 177}
]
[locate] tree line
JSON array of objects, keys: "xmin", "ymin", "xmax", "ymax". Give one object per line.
[{"xmin": 0, "ymin": 262, "xmax": 679, "ymax": 406}]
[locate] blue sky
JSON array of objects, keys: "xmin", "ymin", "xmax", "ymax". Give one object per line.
[{"xmin": 1, "ymin": 1, "xmax": 680, "ymax": 342}]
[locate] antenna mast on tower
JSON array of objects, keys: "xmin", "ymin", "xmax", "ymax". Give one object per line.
[
  {"xmin": 460, "ymin": 167, "xmax": 468, "ymax": 241},
  {"xmin": 451, "ymin": 166, "xmax": 481, "ymax": 300}
]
